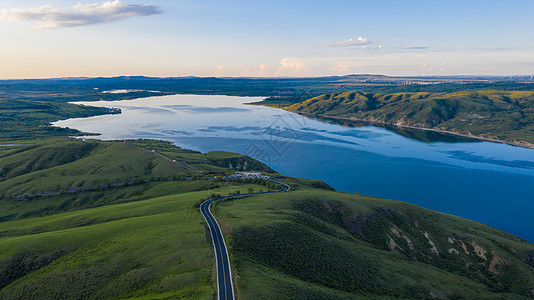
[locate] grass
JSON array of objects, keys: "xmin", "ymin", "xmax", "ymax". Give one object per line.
[
  {"xmin": 0, "ymin": 138, "xmax": 275, "ymax": 221},
  {"xmin": 0, "ymin": 140, "xmax": 186, "ymax": 196},
  {"xmin": 0, "ymin": 138, "xmax": 533, "ymax": 299},
  {"xmin": 280, "ymin": 90, "xmax": 534, "ymax": 146},
  {"xmin": 0, "ymin": 183, "xmax": 271, "ymax": 299},
  {"xmin": 0, "ymin": 190, "xmax": 216, "ymax": 299},
  {"xmin": 0, "ymin": 137, "xmax": 276, "ymax": 299},
  {"xmin": 127, "ymin": 139, "xmax": 273, "ymax": 174},
  {"xmin": 216, "ymin": 189, "xmax": 534, "ymax": 299},
  {"xmin": 0, "ymin": 99, "xmax": 110, "ymax": 142}
]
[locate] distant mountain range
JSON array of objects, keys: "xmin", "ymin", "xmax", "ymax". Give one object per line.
[
  {"xmin": 1, "ymin": 74, "xmax": 534, "ymax": 106},
  {"xmin": 1, "ymin": 74, "xmax": 534, "ymax": 85}
]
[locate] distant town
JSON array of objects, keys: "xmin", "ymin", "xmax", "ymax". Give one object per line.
[
  {"xmin": 105, "ymin": 107, "xmax": 122, "ymax": 114},
  {"xmin": 224, "ymin": 172, "xmax": 270, "ymax": 180}
]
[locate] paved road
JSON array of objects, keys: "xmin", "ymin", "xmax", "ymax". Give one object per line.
[{"xmin": 200, "ymin": 180, "xmax": 290, "ymax": 300}]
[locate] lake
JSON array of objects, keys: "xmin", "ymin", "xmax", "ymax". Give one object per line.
[{"xmin": 54, "ymin": 94, "xmax": 534, "ymax": 241}]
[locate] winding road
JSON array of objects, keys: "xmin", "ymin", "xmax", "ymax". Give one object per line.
[{"xmin": 200, "ymin": 180, "xmax": 290, "ymax": 300}]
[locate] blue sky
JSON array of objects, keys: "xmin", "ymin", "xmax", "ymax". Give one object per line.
[{"xmin": 1, "ymin": 0, "xmax": 533, "ymax": 78}]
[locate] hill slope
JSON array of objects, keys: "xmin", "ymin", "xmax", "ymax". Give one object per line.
[
  {"xmin": 0, "ymin": 138, "xmax": 278, "ymax": 299},
  {"xmin": 0, "ymin": 139, "xmax": 532, "ymax": 299},
  {"xmin": 216, "ymin": 186, "xmax": 534, "ymax": 299},
  {"xmin": 0, "ymin": 99, "xmax": 111, "ymax": 141},
  {"xmin": 0, "ymin": 138, "xmax": 272, "ymax": 221},
  {"xmin": 283, "ymin": 90, "xmax": 534, "ymax": 147}
]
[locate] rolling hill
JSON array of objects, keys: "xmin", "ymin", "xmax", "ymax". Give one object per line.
[
  {"xmin": 217, "ymin": 187, "xmax": 534, "ymax": 299},
  {"xmin": 0, "ymin": 138, "xmax": 533, "ymax": 299},
  {"xmin": 281, "ymin": 90, "xmax": 534, "ymax": 147}
]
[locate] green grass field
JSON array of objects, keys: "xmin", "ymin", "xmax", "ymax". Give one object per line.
[
  {"xmin": 0, "ymin": 185, "xmax": 271, "ymax": 299},
  {"xmin": 216, "ymin": 187, "xmax": 534, "ymax": 299},
  {"xmin": 0, "ymin": 138, "xmax": 279, "ymax": 299}
]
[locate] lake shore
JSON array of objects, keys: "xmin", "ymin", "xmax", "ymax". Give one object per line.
[{"xmin": 285, "ymin": 110, "xmax": 534, "ymax": 150}]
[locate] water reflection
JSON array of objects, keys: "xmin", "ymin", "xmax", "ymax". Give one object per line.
[
  {"xmin": 53, "ymin": 94, "xmax": 534, "ymax": 241},
  {"xmin": 310, "ymin": 114, "xmax": 480, "ymax": 144}
]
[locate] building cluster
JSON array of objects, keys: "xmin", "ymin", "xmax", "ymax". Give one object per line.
[
  {"xmin": 106, "ymin": 107, "xmax": 122, "ymax": 114},
  {"xmin": 224, "ymin": 172, "xmax": 270, "ymax": 180}
]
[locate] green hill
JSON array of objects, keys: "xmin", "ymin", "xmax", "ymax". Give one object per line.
[
  {"xmin": 0, "ymin": 99, "xmax": 112, "ymax": 141},
  {"xmin": 0, "ymin": 138, "xmax": 533, "ymax": 299},
  {"xmin": 283, "ymin": 90, "xmax": 534, "ymax": 147},
  {"xmin": 216, "ymin": 186, "xmax": 534, "ymax": 299},
  {"xmin": 0, "ymin": 138, "xmax": 277, "ymax": 299},
  {"xmin": 0, "ymin": 138, "xmax": 272, "ymax": 221}
]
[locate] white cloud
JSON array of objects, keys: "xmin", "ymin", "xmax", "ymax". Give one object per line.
[
  {"xmin": 275, "ymin": 58, "xmax": 310, "ymax": 76},
  {"xmin": 402, "ymin": 46, "xmax": 430, "ymax": 50},
  {"xmin": 329, "ymin": 64, "xmax": 350, "ymax": 74},
  {"xmin": 212, "ymin": 65, "xmax": 226, "ymax": 77},
  {"xmin": 240, "ymin": 64, "xmax": 270, "ymax": 77},
  {"xmin": 324, "ymin": 36, "xmax": 370, "ymax": 48},
  {"xmin": 361, "ymin": 44, "xmax": 383, "ymax": 51},
  {"xmin": 473, "ymin": 47, "xmax": 513, "ymax": 51},
  {"xmin": 420, "ymin": 64, "xmax": 430, "ymax": 71},
  {"xmin": 0, "ymin": 1, "xmax": 161, "ymax": 29}
]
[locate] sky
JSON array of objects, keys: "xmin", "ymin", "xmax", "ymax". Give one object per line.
[{"xmin": 1, "ymin": 0, "xmax": 533, "ymax": 79}]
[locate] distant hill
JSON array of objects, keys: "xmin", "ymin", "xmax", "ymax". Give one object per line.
[
  {"xmin": 0, "ymin": 99, "xmax": 111, "ymax": 141},
  {"xmin": 281, "ymin": 90, "xmax": 534, "ymax": 147},
  {"xmin": 2, "ymin": 75, "xmax": 534, "ymax": 105}
]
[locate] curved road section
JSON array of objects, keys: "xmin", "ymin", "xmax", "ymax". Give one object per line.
[{"xmin": 200, "ymin": 180, "xmax": 290, "ymax": 300}]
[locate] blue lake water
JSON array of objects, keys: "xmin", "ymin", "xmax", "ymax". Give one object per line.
[{"xmin": 54, "ymin": 94, "xmax": 534, "ymax": 242}]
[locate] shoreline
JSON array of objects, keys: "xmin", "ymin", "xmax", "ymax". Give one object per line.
[{"xmin": 286, "ymin": 110, "xmax": 534, "ymax": 150}]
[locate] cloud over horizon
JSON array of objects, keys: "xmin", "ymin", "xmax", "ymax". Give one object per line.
[
  {"xmin": 275, "ymin": 58, "xmax": 309, "ymax": 76},
  {"xmin": 0, "ymin": 0, "xmax": 161, "ymax": 29},
  {"xmin": 240, "ymin": 64, "xmax": 269, "ymax": 77},
  {"xmin": 324, "ymin": 36, "xmax": 370, "ymax": 48},
  {"xmin": 402, "ymin": 46, "xmax": 430, "ymax": 50}
]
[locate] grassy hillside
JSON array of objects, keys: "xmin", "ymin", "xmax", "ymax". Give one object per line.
[
  {"xmin": 216, "ymin": 185, "xmax": 534, "ymax": 299},
  {"xmin": 0, "ymin": 138, "xmax": 272, "ymax": 221},
  {"xmin": 0, "ymin": 138, "xmax": 279, "ymax": 299},
  {"xmin": 0, "ymin": 184, "xmax": 278, "ymax": 299},
  {"xmin": 283, "ymin": 90, "xmax": 534, "ymax": 146},
  {"xmin": 0, "ymin": 138, "xmax": 533, "ymax": 299},
  {"xmin": 0, "ymin": 99, "xmax": 111, "ymax": 141}
]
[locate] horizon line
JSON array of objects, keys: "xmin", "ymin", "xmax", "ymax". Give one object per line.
[{"xmin": 1, "ymin": 73, "xmax": 534, "ymax": 81}]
